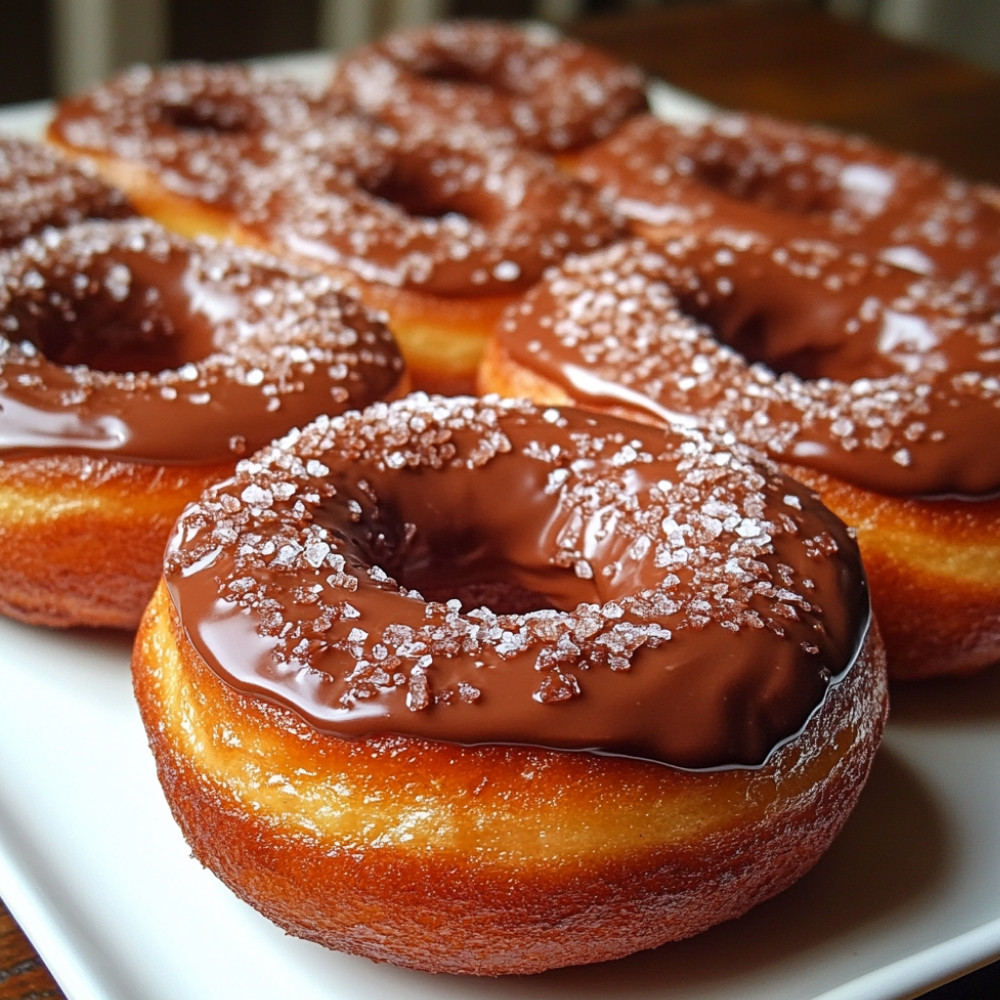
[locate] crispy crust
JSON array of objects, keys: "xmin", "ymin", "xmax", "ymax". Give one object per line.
[
  {"xmin": 132, "ymin": 580, "xmax": 888, "ymax": 975},
  {"xmin": 479, "ymin": 340, "xmax": 1000, "ymax": 681},
  {"xmin": 0, "ymin": 456, "xmax": 230, "ymax": 629},
  {"xmin": 785, "ymin": 464, "xmax": 1000, "ymax": 680}
]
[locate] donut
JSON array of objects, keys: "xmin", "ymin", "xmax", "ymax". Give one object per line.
[
  {"xmin": 478, "ymin": 234, "xmax": 1000, "ymax": 679},
  {"xmin": 570, "ymin": 111, "xmax": 1000, "ymax": 294},
  {"xmin": 0, "ymin": 217, "xmax": 405, "ymax": 629},
  {"xmin": 327, "ymin": 20, "xmax": 648, "ymax": 155},
  {"xmin": 0, "ymin": 133, "xmax": 133, "ymax": 248},
  {"xmin": 47, "ymin": 61, "xmax": 623, "ymax": 394},
  {"xmin": 227, "ymin": 120, "xmax": 622, "ymax": 393},
  {"xmin": 132, "ymin": 393, "xmax": 888, "ymax": 976},
  {"xmin": 46, "ymin": 62, "xmax": 332, "ymax": 241}
]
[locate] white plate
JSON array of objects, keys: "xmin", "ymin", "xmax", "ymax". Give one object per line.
[
  {"xmin": 3, "ymin": 599, "xmax": 1000, "ymax": 1000},
  {"xmin": 2, "ymin": 54, "xmax": 1000, "ymax": 1000}
]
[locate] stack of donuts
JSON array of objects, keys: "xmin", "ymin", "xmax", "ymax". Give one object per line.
[{"xmin": 4, "ymin": 14, "xmax": 997, "ymax": 977}]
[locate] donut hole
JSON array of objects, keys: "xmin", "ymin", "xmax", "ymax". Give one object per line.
[
  {"xmin": 155, "ymin": 98, "xmax": 257, "ymax": 136},
  {"xmin": 689, "ymin": 155, "xmax": 839, "ymax": 219},
  {"xmin": 659, "ymin": 234, "xmax": 918, "ymax": 383},
  {"xmin": 709, "ymin": 309, "xmax": 837, "ymax": 380},
  {"xmin": 321, "ymin": 475, "xmax": 604, "ymax": 616},
  {"xmin": 411, "ymin": 56, "xmax": 513, "ymax": 96},
  {"xmin": 362, "ymin": 167, "xmax": 459, "ymax": 221},
  {"xmin": 397, "ymin": 534, "xmax": 566, "ymax": 616},
  {"xmin": 676, "ymin": 292, "xmax": 838, "ymax": 381},
  {"xmin": 340, "ymin": 512, "xmax": 581, "ymax": 616},
  {"xmin": 360, "ymin": 157, "xmax": 498, "ymax": 225},
  {"xmin": 11, "ymin": 254, "xmax": 215, "ymax": 374}
]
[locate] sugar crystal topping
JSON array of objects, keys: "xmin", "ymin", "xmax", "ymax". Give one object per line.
[
  {"xmin": 575, "ymin": 110, "xmax": 1000, "ymax": 292},
  {"xmin": 48, "ymin": 63, "xmax": 331, "ymax": 206},
  {"xmin": 165, "ymin": 394, "xmax": 869, "ymax": 768},
  {"xmin": 500, "ymin": 235, "xmax": 1000, "ymax": 497},
  {"xmin": 329, "ymin": 20, "xmax": 648, "ymax": 153},
  {"xmin": 0, "ymin": 134, "xmax": 132, "ymax": 248},
  {"xmin": 233, "ymin": 120, "xmax": 622, "ymax": 295},
  {"xmin": 0, "ymin": 218, "xmax": 404, "ymax": 462}
]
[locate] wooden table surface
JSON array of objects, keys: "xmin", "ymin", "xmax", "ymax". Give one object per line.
[
  {"xmin": 569, "ymin": 0, "xmax": 1000, "ymax": 185},
  {"xmin": 2, "ymin": 2, "xmax": 999, "ymax": 998}
]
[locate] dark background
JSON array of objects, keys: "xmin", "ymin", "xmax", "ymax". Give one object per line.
[
  {"xmin": 3, "ymin": 0, "xmax": 623, "ymax": 105},
  {"xmin": 3, "ymin": 0, "xmax": 998, "ymax": 107}
]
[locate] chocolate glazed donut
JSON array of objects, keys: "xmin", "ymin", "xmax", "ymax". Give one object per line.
[
  {"xmin": 479, "ymin": 233, "xmax": 1000, "ymax": 678},
  {"xmin": 570, "ymin": 111, "xmax": 1000, "ymax": 295},
  {"xmin": 46, "ymin": 62, "xmax": 331, "ymax": 241},
  {"xmin": 0, "ymin": 218, "xmax": 405, "ymax": 628},
  {"xmin": 226, "ymin": 117, "xmax": 623, "ymax": 393},
  {"xmin": 132, "ymin": 394, "xmax": 887, "ymax": 975},
  {"xmin": 328, "ymin": 19, "xmax": 649, "ymax": 154}
]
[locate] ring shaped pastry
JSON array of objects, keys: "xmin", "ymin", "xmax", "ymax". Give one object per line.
[
  {"xmin": 230, "ymin": 118, "xmax": 622, "ymax": 392},
  {"xmin": 46, "ymin": 62, "xmax": 332, "ymax": 241},
  {"xmin": 571, "ymin": 111, "xmax": 1000, "ymax": 293},
  {"xmin": 0, "ymin": 133, "xmax": 133, "ymax": 248},
  {"xmin": 328, "ymin": 20, "xmax": 648, "ymax": 154},
  {"xmin": 479, "ymin": 234, "xmax": 1000, "ymax": 678},
  {"xmin": 133, "ymin": 393, "xmax": 887, "ymax": 975},
  {"xmin": 0, "ymin": 218, "xmax": 405, "ymax": 628}
]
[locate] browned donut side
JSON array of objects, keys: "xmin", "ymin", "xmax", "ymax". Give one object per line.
[
  {"xmin": 133, "ymin": 579, "xmax": 887, "ymax": 976},
  {"xmin": 0, "ymin": 219, "xmax": 406, "ymax": 629},
  {"xmin": 784, "ymin": 464, "xmax": 1000, "ymax": 680},
  {"xmin": 0, "ymin": 457, "xmax": 230, "ymax": 628}
]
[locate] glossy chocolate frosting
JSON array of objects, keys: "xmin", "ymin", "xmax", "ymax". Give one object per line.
[
  {"xmin": 47, "ymin": 63, "xmax": 331, "ymax": 212},
  {"xmin": 0, "ymin": 134, "xmax": 133, "ymax": 249},
  {"xmin": 496, "ymin": 235, "xmax": 1000, "ymax": 498},
  {"xmin": 328, "ymin": 20, "xmax": 649, "ymax": 154},
  {"xmin": 0, "ymin": 219, "xmax": 405, "ymax": 463},
  {"xmin": 573, "ymin": 111, "xmax": 1000, "ymax": 292},
  {"xmin": 163, "ymin": 394, "xmax": 871, "ymax": 770},
  {"xmin": 235, "ymin": 122, "xmax": 622, "ymax": 298}
]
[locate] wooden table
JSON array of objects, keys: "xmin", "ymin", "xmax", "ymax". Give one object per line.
[
  {"xmin": 2, "ymin": 3, "xmax": 999, "ymax": 998},
  {"xmin": 569, "ymin": 0, "xmax": 1000, "ymax": 185}
]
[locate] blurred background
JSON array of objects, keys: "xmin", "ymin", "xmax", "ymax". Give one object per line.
[{"xmin": 1, "ymin": 0, "xmax": 999, "ymax": 106}]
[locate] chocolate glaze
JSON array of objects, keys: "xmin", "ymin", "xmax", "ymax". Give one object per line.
[
  {"xmin": 496, "ymin": 235, "xmax": 1000, "ymax": 498},
  {"xmin": 164, "ymin": 394, "xmax": 871, "ymax": 770},
  {"xmin": 573, "ymin": 112, "xmax": 1000, "ymax": 292},
  {"xmin": 0, "ymin": 135, "xmax": 133, "ymax": 249},
  {"xmin": 328, "ymin": 20, "xmax": 649, "ymax": 154},
  {"xmin": 0, "ymin": 218, "xmax": 405, "ymax": 463},
  {"xmin": 47, "ymin": 62, "xmax": 622, "ymax": 298},
  {"xmin": 235, "ymin": 122, "xmax": 622, "ymax": 297},
  {"xmin": 47, "ymin": 63, "xmax": 333, "ymax": 212}
]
